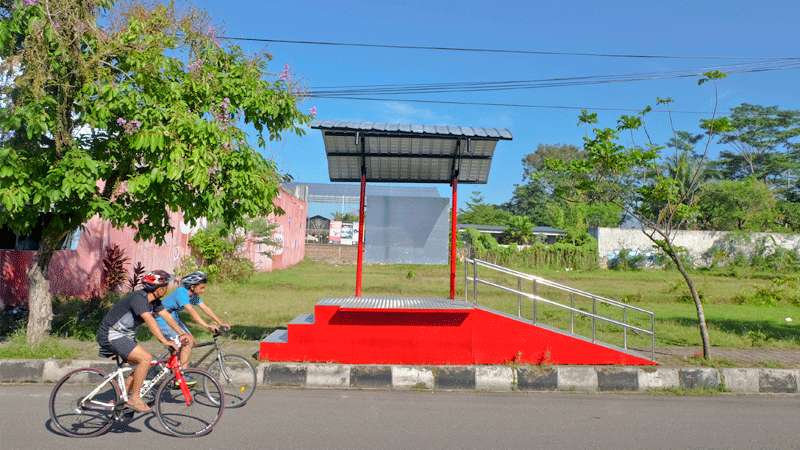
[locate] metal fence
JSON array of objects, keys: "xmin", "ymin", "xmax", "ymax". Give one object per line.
[{"xmin": 464, "ymin": 255, "xmax": 656, "ymax": 360}]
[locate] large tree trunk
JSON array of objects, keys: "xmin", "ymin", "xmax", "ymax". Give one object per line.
[
  {"xmin": 25, "ymin": 237, "xmax": 58, "ymax": 345},
  {"xmin": 27, "ymin": 246, "xmax": 53, "ymax": 344},
  {"xmin": 670, "ymin": 250, "xmax": 712, "ymax": 359}
]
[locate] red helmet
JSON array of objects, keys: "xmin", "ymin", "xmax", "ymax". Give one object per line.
[{"xmin": 141, "ymin": 270, "xmax": 172, "ymax": 291}]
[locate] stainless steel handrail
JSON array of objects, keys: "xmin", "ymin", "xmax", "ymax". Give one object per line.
[
  {"xmin": 464, "ymin": 255, "xmax": 656, "ymax": 360},
  {"xmin": 474, "ymin": 259, "xmax": 653, "ymax": 314},
  {"xmin": 471, "ymin": 277, "xmax": 654, "ymax": 335}
]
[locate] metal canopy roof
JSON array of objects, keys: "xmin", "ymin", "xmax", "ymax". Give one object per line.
[{"xmin": 311, "ymin": 120, "xmax": 513, "ymax": 184}]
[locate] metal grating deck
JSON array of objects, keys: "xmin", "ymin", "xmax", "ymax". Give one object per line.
[{"xmin": 318, "ymin": 296, "xmax": 473, "ymax": 310}]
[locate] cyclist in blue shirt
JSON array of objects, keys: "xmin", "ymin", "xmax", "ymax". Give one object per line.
[{"xmin": 155, "ymin": 271, "xmax": 231, "ymax": 369}]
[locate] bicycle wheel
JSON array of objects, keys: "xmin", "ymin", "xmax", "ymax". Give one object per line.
[
  {"xmin": 49, "ymin": 368, "xmax": 119, "ymax": 438},
  {"xmin": 154, "ymin": 368, "xmax": 224, "ymax": 437},
  {"xmin": 205, "ymin": 353, "xmax": 257, "ymax": 408}
]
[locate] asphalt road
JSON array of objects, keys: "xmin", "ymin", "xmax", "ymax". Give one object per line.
[{"xmin": 1, "ymin": 386, "xmax": 798, "ymax": 450}]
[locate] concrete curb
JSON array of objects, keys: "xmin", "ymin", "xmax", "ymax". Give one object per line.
[{"xmin": 3, "ymin": 359, "xmax": 800, "ymax": 394}]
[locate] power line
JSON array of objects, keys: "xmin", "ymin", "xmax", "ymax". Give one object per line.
[
  {"xmin": 309, "ymin": 62, "xmax": 800, "ymax": 97},
  {"xmin": 303, "ymin": 60, "xmax": 800, "ymax": 97},
  {"xmin": 306, "ymin": 95, "xmax": 714, "ymax": 114},
  {"xmin": 218, "ymin": 35, "xmax": 800, "ymax": 61}
]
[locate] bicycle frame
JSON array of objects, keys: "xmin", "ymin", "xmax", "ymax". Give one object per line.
[
  {"xmin": 79, "ymin": 351, "xmax": 193, "ymax": 411},
  {"xmin": 192, "ymin": 335, "xmax": 226, "ymax": 368}
]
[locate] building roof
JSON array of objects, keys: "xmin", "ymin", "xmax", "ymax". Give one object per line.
[{"xmin": 310, "ymin": 120, "xmax": 513, "ymax": 184}]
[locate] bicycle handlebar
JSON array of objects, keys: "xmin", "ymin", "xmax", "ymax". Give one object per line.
[{"xmin": 212, "ymin": 326, "xmax": 231, "ymax": 338}]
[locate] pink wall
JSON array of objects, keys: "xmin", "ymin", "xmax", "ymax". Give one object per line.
[{"xmin": 0, "ymin": 189, "xmax": 306, "ymax": 308}]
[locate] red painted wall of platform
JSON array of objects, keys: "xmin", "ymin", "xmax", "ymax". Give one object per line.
[{"xmin": 260, "ymin": 304, "xmax": 655, "ymax": 366}]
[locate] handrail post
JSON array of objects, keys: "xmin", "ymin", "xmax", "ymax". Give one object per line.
[
  {"xmin": 591, "ymin": 296, "xmax": 597, "ymax": 342},
  {"xmin": 472, "ymin": 257, "xmax": 478, "ymax": 305},
  {"xmin": 464, "ymin": 249, "xmax": 469, "ymax": 302},
  {"xmin": 650, "ymin": 314, "xmax": 656, "ymax": 361},
  {"xmin": 516, "ymin": 277, "xmax": 522, "ymax": 318},
  {"xmin": 532, "ymin": 280, "xmax": 538, "ymax": 323},
  {"xmin": 569, "ymin": 293, "xmax": 575, "ymax": 334},
  {"xmin": 623, "ymin": 308, "xmax": 628, "ymax": 350}
]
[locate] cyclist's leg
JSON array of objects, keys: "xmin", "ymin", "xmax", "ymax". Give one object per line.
[
  {"xmin": 115, "ymin": 341, "xmax": 152, "ymax": 412},
  {"xmin": 177, "ymin": 320, "xmax": 194, "ymax": 367},
  {"xmin": 159, "ymin": 318, "xmax": 193, "ymax": 367}
]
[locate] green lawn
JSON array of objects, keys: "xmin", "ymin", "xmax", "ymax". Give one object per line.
[
  {"xmin": 192, "ymin": 260, "xmax": 800, "ymax": 351},
  {"xmin": 2, "ymin": 259, "xmax": 798, "ymax": 361}
]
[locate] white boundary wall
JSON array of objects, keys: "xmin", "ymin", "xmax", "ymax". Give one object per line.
[{"xmin": 591, "ymin": 227, "xmax": 800, "ymax": 267}]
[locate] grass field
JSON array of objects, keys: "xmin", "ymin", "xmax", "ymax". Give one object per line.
[
  {"xmin": 1, "ymin": 259, "xmax": 799, "ymax": 362},
  {"xmin": 195, "ymin": 260, "xmax": 799, "ymax": 350}
]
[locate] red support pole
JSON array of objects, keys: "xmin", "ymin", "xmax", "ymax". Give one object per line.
[
  {"xmin": 449, "ymin": 178, "xmax": 458, "ymax": 300},
  {"xmin": 355, "ymin": 174, "xmax": 366, "ymax": 297}
]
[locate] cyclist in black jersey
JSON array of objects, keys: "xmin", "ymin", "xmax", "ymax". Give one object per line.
[{"xmin": 97, "ymin": 270, "xmax": 190, "ymax": 412}]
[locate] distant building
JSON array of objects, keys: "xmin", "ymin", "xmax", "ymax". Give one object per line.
[
  {"xmin": 458, "ymin": 223, "xmax": 566, "ymax": 244},
  {"xmin": 307, "ymin": 215, "xmax": 331, "ymax": 243}
]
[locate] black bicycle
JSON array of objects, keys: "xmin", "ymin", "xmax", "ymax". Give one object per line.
[{"xmin": 187, "ymin": 329, "xmax": 257, "ymax": 408}]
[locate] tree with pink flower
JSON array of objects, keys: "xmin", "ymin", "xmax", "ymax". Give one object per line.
[{"xmin": 0, "ymin": 1, "xmax": 312, "ymax": 343}]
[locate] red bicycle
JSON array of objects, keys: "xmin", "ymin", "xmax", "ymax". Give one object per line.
[{"xmin": 49, "ymin": 344, "xmax": 224, "ymax": 438}]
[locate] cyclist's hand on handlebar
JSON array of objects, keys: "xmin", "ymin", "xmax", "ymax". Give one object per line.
[
  {"xmin": 220, "ymin": 323, "xmax": 231, "ymax": 331},
  {"xmin": 178, "ymin": 334, "xmax": 192, "ymax": 346},
  {"xmin": 166, "ymin": 340, "xmax": 181, "ymax": 352},
  {"xmin": 207, "ymin": 324, "xmax": 220, "ymax": 334}
]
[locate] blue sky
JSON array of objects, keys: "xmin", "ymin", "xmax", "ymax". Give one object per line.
[{"xmin": 193, "ymin": 0, "xmax": 800, "ymax": 210}]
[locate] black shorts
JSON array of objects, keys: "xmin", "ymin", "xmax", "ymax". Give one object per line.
[{"xmin": 97, "ymin": 333, "xmax": 138, "ymax": 361}]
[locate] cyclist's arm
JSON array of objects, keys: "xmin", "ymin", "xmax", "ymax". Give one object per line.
[
  {"xmin": 141, "ymin": 312, "xmax": 177, "ymax": 346},
  {"xmin": 197, "ymin": 303, "xmax": 228, "ymax": 327},
  {"xmin": 157, "ymin": 309, "xmax": 191, "ymax": 337},
  {"xmin": 182, "ymin": 304, "xmax": 214, "ymax": 331}
]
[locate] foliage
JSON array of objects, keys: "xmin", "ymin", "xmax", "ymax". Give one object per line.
[
  {"xmin": 469, "ymin": 238, "xmax": 598, "ymax": 271},
  {"xmin": 189, "ymin": 224, "xmax": 236, "ymax": 267},
  {"xmin": 733, "ymin": 275, "xmax": 800, "ymax": 307},
  {"xmin": 521, "ymin": 144, "xmax": 584, "ymax": 179},
  {"xmin": 184, "ymin": 221, "xmax": 267, "ymax": 282},
  {"xmin": 458, "ymin": 191, "xmax": 511, "ymax": 225},
  {"xmin": 247, "ymin": 217, "xmax": 281, "ymax": 256},
  {"xmin": 696, "ymin": 178, "xmax": 777, "ymax": 231},
  {"xmin": 459, "ymin": 227, "xmax": 499, "ymax": 254},
  {"xmin": 703, "ymin": 233, "xmax": 800, "ymax": 272},
  {"xmin": 540, "ymin": 72, "xmax": 731, "ymax": 358},
  {"xmin": 608, "ymin": 248, "xmax": 648, "ymax": 271},
  {"xmin": 51, "ymin": 294, "xmax": 115, "ymax": 340},
  {"xmin": 714, "ymin": 104, "xmax": 800, "ymax": 187},
  {"xmin": 504, "ymin": 215, "xmax": 535, "ymax": 244},
  {"xmin": 506, "ymin": 143, "xmax": 623, "ymax": 233},
  {"xmin": 128, "ymin": 261, "xmax": 146, "ymax": 291},
  {"xmin": 0, "ymin": 0, "xmax": 310, "ymax": 342},
  {"xmin": 653, "ymin": 245, "xmax": 694, "ymax": 270},
  {"xmin": 331, "ymin": 212, "xmax": 358, "ymax": 222},
  {"xmin": 101, "ymin": 244, "xmax": 129, "ymax": 294}
]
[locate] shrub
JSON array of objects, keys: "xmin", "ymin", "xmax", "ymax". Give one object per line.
[
  {"xmin": 608, "ymin": 248, "xmax": 647, "ymax": 271},
  {"xmin": 102, "ymin": 244, "xmax": 129, "ymax": 294},
  {"xmin": 51, "ymin": 295, "xmax": 116, "ymax": 341},
  {"xmin": 184, "ymin": 223, "xmax": 256, "ymax": 282},
  {"xmin": 128, "ymin": 261, "xmax": 146, "ymax": 291},
  {"xmin": 733, "ymin": 275, "xmax": 800, "ymax": 306},
  {"xmin": 470, "ymin": 239, "xmax": 597, "ymax": 271}
]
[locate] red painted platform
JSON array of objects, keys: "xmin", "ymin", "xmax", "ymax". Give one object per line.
[{"xmin": 259, "ymin": 297, "xmax": 656, "ymax": 366}]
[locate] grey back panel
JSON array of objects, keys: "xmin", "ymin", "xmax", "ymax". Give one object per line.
[{"xmin": 365, "ymin": 195, "xmax": 449, "ymax": 264}]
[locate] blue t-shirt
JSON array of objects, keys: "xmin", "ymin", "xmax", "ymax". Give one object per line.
[{"xmin": 154, "ymin": 286, "xmax": 203, "ymax": 327}]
